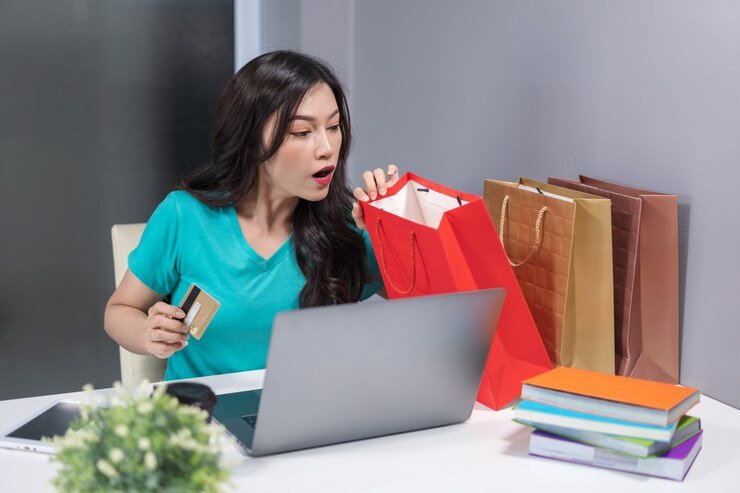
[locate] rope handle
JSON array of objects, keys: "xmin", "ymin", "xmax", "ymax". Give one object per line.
[
  {"xmin": 374, "ymin": 219, "xmax": 417, "ymax": 295},
  {"xmin": 499, "ymin": 195, "xmax": 548, "ymax": 268}
]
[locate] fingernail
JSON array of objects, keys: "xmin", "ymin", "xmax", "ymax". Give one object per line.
[
  {"xmin": 176, "ymin": 310, "xmax": 186, "ymax": 318},
  {"xmin": 370, "ymin": 191, "xmax": 377, "ymax": 200},
  {"xmin": 361, "ymin": 195, "xmax": 370, "ymax": 202},
  {"xmin": 379, "ymin": 187, "xmax": 387, "ymax": 196}
]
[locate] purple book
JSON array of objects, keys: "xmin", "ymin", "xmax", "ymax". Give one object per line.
[{"xmin": 529, "ymin": 429, "xmax": 703, "ymax": 481}]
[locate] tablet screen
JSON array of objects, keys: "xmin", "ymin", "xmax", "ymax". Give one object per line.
[{"xmin": 5, "ymin": 401, "xmax": 81, "ymax": 441}]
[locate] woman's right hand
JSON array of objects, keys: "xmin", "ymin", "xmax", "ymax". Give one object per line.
[
  {"xmin": 144, "ymin": 301, "xmax": 190, "ymax": 359},
  {"xmin": 352, "ymin": 164, "xmax": 400, "ymax": 231}
]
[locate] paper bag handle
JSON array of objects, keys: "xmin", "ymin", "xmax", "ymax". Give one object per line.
[
  {"xmin": 374, "ymin": 219, "xmax": 417, "ymax": 295},
  {"xmin": 499, "ymin": 195, "xmax": 548, "ymax": 268}
]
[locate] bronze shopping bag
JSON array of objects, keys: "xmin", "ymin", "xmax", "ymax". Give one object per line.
[
  {"xmin": 483, "ymin": 178, "xmax": 615, "ymax": 374},
  {"xmin": 548, "ymin": 176, "xmax": 679, "ymax": 383}
]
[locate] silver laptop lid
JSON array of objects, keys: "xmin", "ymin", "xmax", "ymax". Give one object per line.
[{"xmin": 250, "ymin": 288, "xmax": 505, "ymax": 456}]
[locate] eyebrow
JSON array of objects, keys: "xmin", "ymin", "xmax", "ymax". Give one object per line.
[{"xmin": 292, "ymin": 109, "xmax": 340, "ymax": 122}]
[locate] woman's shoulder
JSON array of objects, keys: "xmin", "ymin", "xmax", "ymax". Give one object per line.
[{"xmin": 161, "ymin": 190, "xmax": 227, "ymax": 216}]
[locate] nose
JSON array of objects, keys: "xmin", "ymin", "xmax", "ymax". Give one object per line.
[{"xmin": 315, "ymin": 129, "xmax": 335, "ymax": 160}]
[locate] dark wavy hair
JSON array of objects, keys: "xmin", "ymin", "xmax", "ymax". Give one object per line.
[{"xmin": 177, "ymin": 50, "xmax": 371, "ymax": 307}]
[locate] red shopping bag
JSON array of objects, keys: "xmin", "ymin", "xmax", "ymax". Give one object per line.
[{"xmin": 360, "ymin": 172, "xmax": 552, "ymax": 409}]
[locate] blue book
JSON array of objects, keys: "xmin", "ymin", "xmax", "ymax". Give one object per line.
[{"xmin": 515, "ymin": 400, "xmax": 678, "ymax": 442}]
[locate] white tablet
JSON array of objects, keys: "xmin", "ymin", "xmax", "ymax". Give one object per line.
[{"xmin": 0, "ymin": 400, "xmax": 81, "ymax": 454}]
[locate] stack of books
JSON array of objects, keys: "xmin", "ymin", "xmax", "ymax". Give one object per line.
[{"xmin": 515, "ymin": 367, "xmax": 702, "ymax": 481}]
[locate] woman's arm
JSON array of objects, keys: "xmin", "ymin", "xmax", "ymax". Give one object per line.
[{"xmin": 104, "ymin": 270, "xmax": 189, "ymax": 358}]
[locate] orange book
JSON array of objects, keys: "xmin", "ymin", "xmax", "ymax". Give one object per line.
[{"xmin": 521, "ymin": 367, "xmax": 700, "ymax": 426}]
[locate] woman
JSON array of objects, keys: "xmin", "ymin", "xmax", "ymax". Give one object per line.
[{"xmin": 104, "ymin": 51, "xmax": 397, "ymax": 380}]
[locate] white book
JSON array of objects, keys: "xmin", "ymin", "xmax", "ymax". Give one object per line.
[{"xmin": 529, "ymin": 429, "xmax": 703, "ymax": 481}]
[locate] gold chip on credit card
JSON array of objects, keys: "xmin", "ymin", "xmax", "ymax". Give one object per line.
[{"xmin": 178, "ymin": 284, "xmax": 220, "ymax": 340}]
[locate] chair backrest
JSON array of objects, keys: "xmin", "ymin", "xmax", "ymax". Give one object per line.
[{"xmin": 111, "ymin": 224, "xmax": 167, "ymax": 386}]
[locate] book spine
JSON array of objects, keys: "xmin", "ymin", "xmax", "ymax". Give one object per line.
[
  {"xmin": 516, "ymin": 410, "xmax": 673, "ymax": 442},
  {"xmin": 522, "ymin": 385, "xmax": 666, "ymax": 426},
  {"xmin": 530, "ymin": 435, "xmax": 687, "ymax": 481}
]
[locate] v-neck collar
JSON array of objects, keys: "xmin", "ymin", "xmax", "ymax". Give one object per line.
[{"xmin": 227, "ymin": 205, "xmax": 295, "ymax": 271}]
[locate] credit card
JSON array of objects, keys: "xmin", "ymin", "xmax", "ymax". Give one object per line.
[{"xmin": 178, "ymin": 284, "xmax": 220, "ymax": 340}]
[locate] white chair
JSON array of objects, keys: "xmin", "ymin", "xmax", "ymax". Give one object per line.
[{"xmin": 111, "ymin": 224, "xmax": 167, "ymax": 386}]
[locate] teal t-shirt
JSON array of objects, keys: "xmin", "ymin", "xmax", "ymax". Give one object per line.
[{"xmin": 128, "ymin": 191, "xmax": 383, "ymax": 380}]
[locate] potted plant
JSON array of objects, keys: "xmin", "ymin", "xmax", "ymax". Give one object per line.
[{"xmin": 48, "ymin": 381, "xmax": 232, "ymax": 492}]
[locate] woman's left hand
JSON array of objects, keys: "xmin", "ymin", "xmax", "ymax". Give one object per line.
[{"xmin": 351, "ymin": 164, "xmax": 400, "ymax": 230}]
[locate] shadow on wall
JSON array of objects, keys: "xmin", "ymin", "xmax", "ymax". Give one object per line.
[{"xmin": 677, "ymin": 201, "xmax": 690, "ymax": 379}]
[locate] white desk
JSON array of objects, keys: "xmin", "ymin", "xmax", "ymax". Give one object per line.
[{"xmin": 2, "ymin": 371, "xmax": 739, "ymax": 492}]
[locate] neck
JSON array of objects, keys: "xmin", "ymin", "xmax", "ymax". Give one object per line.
[{"xmin": 236, "ymin": 170, "xmax": 300, "ymax": 233}]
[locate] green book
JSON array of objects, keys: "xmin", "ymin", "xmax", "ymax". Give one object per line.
[{"xmin": 515, "ymin": 415, "xmax": 701, "ymax": 458}]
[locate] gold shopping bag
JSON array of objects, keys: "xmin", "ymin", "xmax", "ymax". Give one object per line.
[{"xmin": 483, "ymin": 178, "xmax": 615, "ymax": 374}]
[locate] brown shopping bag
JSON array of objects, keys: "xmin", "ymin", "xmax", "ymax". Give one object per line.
[
  {"xmin": 548, "ymin": 176, "xmax": 679, "ymax": 383},
  {"xmin": 483, "ymin": 178, "xmax": 615, "ymax": 374}
]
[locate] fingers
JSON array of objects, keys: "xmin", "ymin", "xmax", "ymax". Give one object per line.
[
  {"xmin": 153, "ymin": 314, "xmax": 188, "ymax": 333},
  {"xmin": 353, "ymin": 186, "xmax": 370, "ymax": 202},
  {"xmin": 148, "ymin": 301, "xmax": 186, "ymax": 320},
  {"xmin": 145, "ymin": 301, "xmax": 189, "ymax": 360},
  {"xmin": 362, "ymin": 171, "xmax": 378, "ymax": 200},
  {"xmin": 150, "ymin": 325, "xmax": 189, "ymax": 343},
  {"xmin": 358, "ymin": 165, "xmax": 401, "ymax": 202},
  {"xmin": 352, "ymin": 201, "xmax": 367, "ymax": 231},
  {"xmin": 148, "ymin": 340, "xmax": 186, "ymax": 359},
  {"xmin": 373, "ymin": 168, "xmax": 388, "ymax": 196},
  {"xmin": 387, "ymin": 164, "xmax": 399, "ymax": 186}
]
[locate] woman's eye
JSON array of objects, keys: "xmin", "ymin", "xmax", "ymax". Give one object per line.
[
  {"xmin": 291, "ymin": 130, "xmax": 311, "ymax": 138},
  {"xmin": 328, "ymin": 124, "xmax": 341, "ymax": 132}
]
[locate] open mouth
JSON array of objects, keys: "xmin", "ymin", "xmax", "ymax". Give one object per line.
[{"xmin": 312, "ymin": 165, "xmax": 335, "ymax": 178}]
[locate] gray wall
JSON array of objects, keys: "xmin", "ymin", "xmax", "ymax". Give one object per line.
[
  {"xmin": 297, "ymin": 1, "xmax": 740, "ymax": 408},
  {"xmin": 0, "ymin": 0, "xmax": 233, "ymax": 400},
  {"xmin": 263, "ymin": 0, "xmax": 301, "ymax": 52},
  {"xmin": 5, "ymin": 0, "xmax": 736, "ymax": 407},
  {"xmin": 263, "ymin": 0, "xmax": 354, "ymax": 102}
]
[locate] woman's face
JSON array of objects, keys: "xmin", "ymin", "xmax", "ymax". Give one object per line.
[{"xmin": 261, "ymin": 83, "xmax": 342, "ymax": 202}]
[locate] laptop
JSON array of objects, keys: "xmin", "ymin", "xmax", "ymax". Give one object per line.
[{"xmin": 213, "ymin": 288, "xmax": 505, "ymax": 456}]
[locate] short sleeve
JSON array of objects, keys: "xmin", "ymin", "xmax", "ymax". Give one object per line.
[
  {"xmin": 360, "ymin": 229, "xmax": 384, "ymax": 300},
  {"xmin": 128, "ymin": 192, "xmax": 181, "ymax": 295}
]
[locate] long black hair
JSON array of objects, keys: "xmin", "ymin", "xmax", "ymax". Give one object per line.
[{"xmin": 177, "ymin": 50, "xmax": 371, "ymax": 307}]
